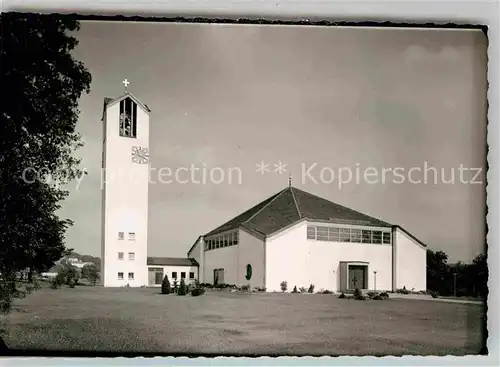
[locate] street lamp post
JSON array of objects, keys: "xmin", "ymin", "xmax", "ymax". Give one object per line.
[
  {"xmin": 453, "ymin": 273, "xmax": 457, "ymax": 297},
  {"xmin": 373, "ymin": 271, "xmax": 377, "ymax": 292}
]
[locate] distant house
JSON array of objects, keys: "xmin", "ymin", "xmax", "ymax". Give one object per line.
[
  {"xmin": 147, "ymin": 257, "xmax": 199, "ymax": 287},
  {"xmin": 187, "ymin": 186, "xmax": 427, "ymax": 293},
  {"xmin": 66, "ymin": 258, "xmax": 94, "ymax": 269}
]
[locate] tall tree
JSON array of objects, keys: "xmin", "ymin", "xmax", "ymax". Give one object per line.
[
  {"xmin": 426, "ymin": 249, "xmax": 449, "ymax": 294},
  {"xmin": 471, "ymin": 253, "xmax": 488, "ymax": 297},
  {"xmin": 0, "ymin": 13, "xmax": 91, "ymax": 313}
]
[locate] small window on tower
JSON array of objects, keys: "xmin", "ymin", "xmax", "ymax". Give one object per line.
[
  {"xmin": 128, "ymin": 272, "xmax": 134, "ymax": 280},
  {"xmin": 119, "ymin": 98, "xmax": 137, "ymax": 138},
  {"xmin": 118, "ymin": 232, "xmax": 124, "ymax": 240},
  {"xmin": 117, "ymin": 272, "xmax": 124, "ymax": 280},
  {"xmin": 118, "ymin": 252, "xmax": 124, "ymax": 260},
  {"xmin": 128, "ymin": 232, "xmax": 135, "ymax": 241},
  {"xmin": 128, "ymin": 252, "xmax": 135, "ymax": 260}
]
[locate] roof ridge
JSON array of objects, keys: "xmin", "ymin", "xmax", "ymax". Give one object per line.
[
  {"xmin": 292, "ymin": 187, "xmax": 391, "ymax": 226},
  {"xmin": 289, "ymin": 187, "xmax": 302, "ymax": 219},
  {"xmin": 244, "ymin": 187, "xmax": 289, "ymax": 224}
]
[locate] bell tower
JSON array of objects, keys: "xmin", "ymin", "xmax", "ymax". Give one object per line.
[{"xmin": 100, "ymin": 80, "xmax": 150, "ymax": 287}]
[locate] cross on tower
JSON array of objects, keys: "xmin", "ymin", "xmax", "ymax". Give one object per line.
[{"xmin": 122, "ymin": 79, "xmax": 130, "ymax": 91}]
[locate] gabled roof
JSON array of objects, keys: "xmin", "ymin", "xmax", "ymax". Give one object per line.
[
  {"xmin": 186, "ymin": 235, "xmax": 201, "ymax": 257},
  {"xmin": 101, "ymin": 92, "xmax": 151, "ymax": 121},
  {"xmin": 147, "ymin": 257, "xmax": 199, "ymax": 267},
  {"xmin": 204, "ymin": 186, "xmax": 392, "ymax": 237}
]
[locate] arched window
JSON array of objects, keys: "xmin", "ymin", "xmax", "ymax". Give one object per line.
[{"xmin": 119, "ymin": 98, "xmax": 137, "ymax": 138}]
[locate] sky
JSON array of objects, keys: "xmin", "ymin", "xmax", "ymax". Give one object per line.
[{"xmin": 60, "ymin": 21, "xmax": 488, "ymax": 263}]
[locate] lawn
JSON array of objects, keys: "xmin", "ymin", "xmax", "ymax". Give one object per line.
[{"xmin": 2, "ymin": 285, "xmax": 486, "ymax": 356}]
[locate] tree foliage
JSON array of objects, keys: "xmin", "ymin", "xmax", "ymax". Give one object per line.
[
  {"xmin": 0, "ymin": 12, "xmax": 91, "ymax": 313},
  {"xmin": 427, "ymin": 249, "xmax": 488, "ymax": 297},
  {"xmin": 81, "ymin": 264, "xmax": 99, "ymax": 285},
  {"xmin": 178, "ymin": 279, "xmax": 187, "ymax": 296},
  {"xmin": 161, "ymin": 275, "xmax": 171, "ymax": 295}
]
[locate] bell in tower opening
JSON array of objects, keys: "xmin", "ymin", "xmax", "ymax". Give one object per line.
[{"xmin": 119, "ymin": 97, "xmax": 137, "ymax": 138}]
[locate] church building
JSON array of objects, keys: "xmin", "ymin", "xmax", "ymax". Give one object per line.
[
  {"xmin": 100, "ymin": 85, "xmax": 426, "ymax": 292},
  {"xmin": 187, "ymin": 185, "xmax": 427, "ymax": 293}
]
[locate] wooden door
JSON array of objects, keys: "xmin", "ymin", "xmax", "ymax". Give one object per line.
[{"xmin": 349, "ymin": 265, "xmax": 367, "ymax": 289}]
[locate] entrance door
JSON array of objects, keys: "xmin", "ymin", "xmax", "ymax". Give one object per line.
[
  {"xmin": 213, "ymin": 268, "xmax": 225, "ymax": 285},
  {"xmin": 155, "ymin": 271, "xmax": 164, "ymax": 285},
  {"xmin": 148, "ymin": 269, "xmax": 155, "ymax": 286},
  {"xmin": 349, "ymin": 265, "xmax": 367, "ymax": 289}
]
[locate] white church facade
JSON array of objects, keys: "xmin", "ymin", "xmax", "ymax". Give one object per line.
[
  {"xmin": 100, "ymin": 86, "xmax": 426, "ymax": 292},
  {"xmin": 187, "ymin": 186, "xmax": 427, "ymax": 293}
]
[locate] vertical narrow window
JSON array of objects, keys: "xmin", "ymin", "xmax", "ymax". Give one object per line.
[
  {"xmin": 307, "ymin": 226, "xmax": 316, "ymax": 240},
  {"xmin": 132, "ymin": 100, "xmax": 137, "ymax": 138},
  {"xmin": 362, "ymin": 230, "xmax": 371, "ymax": 243},
  {"xmin": 118, "ymin": 272, "xmax": 124, "ymax": 280},
  {"xmin": 328, "ymin": 227, "xmax": 339, "ymax": 242},
  {"xmin": 372, "ymin": 231, "xmax": 382, "ymax": 244},
  {"xmin": 233, "ymin": 232, "xmax": 239, "ymax": 245},
  {"xmin": 128, "ymin": 272, "xmax": 134, "ymax": 280},
  {"xmin": 224, "ymin": 234, "xmax": 228, "ymax": 247},
  {"xmin": 172, "ymin": 272, "xmax": 177, "ymax": 279},
  {"xmin": 316, "ymin": 226, "xmax": 329, "ymax": 241},
  {"xmin": 128, "ymin": 252, "xmax": 135, "ymax": 260},
  {"xmin": 228, "ymin": 233, "xmax": 234, "ymax": 246},
  {"xmin": 118, "ymin": 252, "xmax": 124, "ymax": 260},
  {"xmin": 119, "ymin": 98, "xmax": 137, "ymax": 138},
  {"xmin": 118, "ymin": 232, "xmax": 124, "ymax": 240},
  {"xmin": 339, "ymin": 228, "xmax": 351, "ymax": 242},
  {"xmin": 351, "ymin": 229, "xmax": 362, "ymax": 243},
  {"xmin": 181, "ymin": 272, "xmax": 186, "ymax": 279},
  {"xmin": 383, "ymin": 232, "xmax": 391, "ymax": 244}
]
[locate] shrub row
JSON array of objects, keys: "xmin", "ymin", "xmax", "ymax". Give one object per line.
[
  {"xmin": 338, "ymin": 289, "xmax": 390, "ymax": 301},
  {"xmin": 161, "ymin": 276, "xmax": 205, "ymax": 297}
]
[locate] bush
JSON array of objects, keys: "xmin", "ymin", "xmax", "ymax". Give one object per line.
[
  {"xmin": 353, "ymin": 288, "xmax": 366, "ymax": 300},
  {"xmin": 178, "ymin": 279, "xmax": 187, "ymax": 296},
  {"xmin": 55, "ymin": 272, "xmax": 65, "ymax": 284},
  {"xmin": 379, "ymin": 292, "xmax": 389, "ymax": 299},
  {"xmin": 291, "ymin": 286, "xmax": 299, "ymax": 294},
  {"xmin": 430, "ymin": 290, "xmax": 439, "ymax": 298},
  {"xmin": 68, "ymin": 279, "xmax": 76, "ymax": 288},
  {"xmin": 308, "ymin": 284, "xmax": 315, "ymax": 294},
  {"xmin": 191, "ymin": 287, "xmax": 205, "ymax": 297},
  {"xmin": 172, "ymin": 279, "xmax": 179, "ymax": 293},
  {"xmin": 240, "ymin": 284, "xmax": 250, "ymax": 292},
  {"xmin": 319, "ymin": 289, "xmax": 333, "ymax": 294},
  {"xmin": 254, "ymin": 286, "xmax": 266, "ymax": 292},
  {"xmin": 280, "ymin": 281, "xmax": 288, "ymax": 292},
  {"xmin": 161, "ymin": 275, "xmax": 171, "ymax": 295},
  {"xmin": 338, "ymin": 292, "xmax": 346, "ymax": 299},
  {"xmin": 397, "ymin": 286, "xmax": 410, "ymax": 295},
  {"xmin": 299, "ymin": 286, "xmax": 307, "ymax": 293}
]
